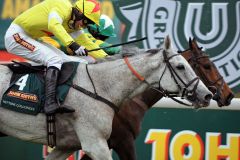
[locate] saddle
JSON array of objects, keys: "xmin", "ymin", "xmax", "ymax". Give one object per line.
[
  {"xmin": 1, "ymin": 61, "xmax": 79, "ymax": 146},
  {"xmin": 1, "ymin": 61, "xmax": 79, "ymax": 115},
  {"xmin": 7, "ymin": 61, "xmax": 76, "ymax": 85}
]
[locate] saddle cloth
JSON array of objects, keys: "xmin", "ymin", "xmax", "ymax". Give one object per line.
[{"xmin": 1, "ymin": 62, "xmax": 79, "ymax": 115}]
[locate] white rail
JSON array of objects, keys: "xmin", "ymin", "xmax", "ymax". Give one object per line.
[{"xmin": 153, "ymin": 98, "xmax": 240, "ymax": 110}]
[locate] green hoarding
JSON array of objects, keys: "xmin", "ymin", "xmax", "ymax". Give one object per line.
[
  {"xmin": 134, "ymin": 107, "xmax": 240, "ymax": 160},
  {"xmin": 0, "ymin": 137, "xmax": 43, "ymax": 160}
]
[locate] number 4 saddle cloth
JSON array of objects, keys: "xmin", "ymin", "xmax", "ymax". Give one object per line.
[{"xmin": 1, "ymin": 62, "xmax": 79, "ymax": 115}]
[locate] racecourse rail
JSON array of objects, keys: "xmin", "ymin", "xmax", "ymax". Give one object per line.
[{"xmin": 153, "ymin": 98, "xmax": 240, "ymax": 110}]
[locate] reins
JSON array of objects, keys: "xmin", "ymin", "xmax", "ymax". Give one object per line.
[
  {"xmin": 70, "ymin": 65, "xmax": 119, "ymax": 113},
  {"xmin": 71, "ymin": 56, "xmax": 151, "ymax": 113},
  {"xmin": 71, "ymin": 49, "xmax": 203, "ymax": 112}
]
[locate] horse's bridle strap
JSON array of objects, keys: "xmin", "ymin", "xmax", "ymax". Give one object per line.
[{"xmin": 124, "ymin": 57, "xmax": 145, "ymax": 81}]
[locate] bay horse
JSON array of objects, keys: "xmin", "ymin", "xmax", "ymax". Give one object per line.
[
  {"xmin": 0, "ymin": 36, "xmax": 212, "ymax": 160},
  {"xmin": 180, "ymin": 38, "xmax": 234, "ymax": 107},
  {"xmin": 80, "ymin": 38, "xmax": 234, "ymax": 160}
]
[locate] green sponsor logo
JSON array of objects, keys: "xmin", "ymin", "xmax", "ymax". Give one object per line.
[{"xmin": 114, "ymin": 0, "xmax": 240, "ymax": 92}]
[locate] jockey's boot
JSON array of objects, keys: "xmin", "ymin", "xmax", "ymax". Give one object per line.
[{"xmin": 44, "ymin": 67, "xmax": 75, "ymax": 115}]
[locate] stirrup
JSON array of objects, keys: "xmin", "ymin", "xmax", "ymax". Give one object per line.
[
  {"xmin": 44, "ymin": 103, "xmax": 59, "ymax": 115},
  {"xmin": 57, "ymin": 105, "xmax": 75, "ymax": 113},
  {"xmin": 44, "ymin": 104, "xmax": 75, "ymax": 115}
]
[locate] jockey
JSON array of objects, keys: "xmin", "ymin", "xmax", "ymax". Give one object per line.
[
  {"xmin": 4, "ymin": 0, "xmax": 101, "ymax": 115},
  {"xmin": 87, "ymin": 14, "xmax": 120, "ymax": 55},
  {"xmin": 38, "ymin": 14, "xmax": 119, "ymax": 60}
]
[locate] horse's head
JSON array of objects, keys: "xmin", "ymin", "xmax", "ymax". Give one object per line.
[
  {"xmin": 158, "ymin": 36, "xmax": 213, "ymax": 108},
  {"xmin": 180, "ymin": 38, "xmax": 234, "ymax": 107}
]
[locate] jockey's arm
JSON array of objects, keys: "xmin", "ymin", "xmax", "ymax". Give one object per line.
[
  {"xmin": 72, "ymin": 32, "xmax": 108, "ymax": 58},
  {"xmin": 47, "ymin": 9, "xmax": 88, "ymax": 56},
  {"xmin": 38, "ymin": 33, "xmax": 108, "ymax": 59},
  {"xmin": 48, "ymin": 8, "xmax": 74, "ymax": 47},
  {"xmin": 98, "ymin": 41, "xmax": 121, "ymax": 55}
]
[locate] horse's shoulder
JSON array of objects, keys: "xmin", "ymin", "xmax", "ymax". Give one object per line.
[{"xmin": 0, "ymin": 64, "xmax": 12, "ymax": 72}]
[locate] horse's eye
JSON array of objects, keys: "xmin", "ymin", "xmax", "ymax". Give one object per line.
[
  {"xmin": 203, "ymin": 64, "xmax": 211, "ymax": 70},
  {"xmin": 176, "ymin": 64, "xmax": 185, "ymax": 70}
]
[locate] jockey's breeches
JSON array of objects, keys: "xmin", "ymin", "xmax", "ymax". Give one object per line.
[{"xmin": 4, "ymin": 23, "xmax": 79, "ymax": 69}]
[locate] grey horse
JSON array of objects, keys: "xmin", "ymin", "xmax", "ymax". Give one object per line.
[{"xmin": 0, "ymin": 36, "xmax": 212, "ymax": 160}]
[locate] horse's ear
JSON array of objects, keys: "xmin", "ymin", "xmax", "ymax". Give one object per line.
[
  {"xmin": 192, "ymin": 38, "xmax": 199, "ymax": 48},
  {"xmin": 189, "ymin": 37, "xmax": 199, "ymax": 51},
  {"xmin": 192, "ymin": 37, "xmax": 198, "ymax": 46},
  {"xmin": 189, "ymin": 37, "xmax": 193, "ymax": 49},
  {"xmin": 164, "ymin": 35, "xmax": 171, "ymax": 50}
]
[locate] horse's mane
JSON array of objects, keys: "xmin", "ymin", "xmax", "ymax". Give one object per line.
[
  {"xmin": 94, "ymin": 46, "xmax": 161, "ymax": 64},
  {"xmin": 94, "ymin": 53, "xmax": 126, "ymax": 64}
]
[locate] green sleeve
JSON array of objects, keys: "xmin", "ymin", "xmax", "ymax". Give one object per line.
[{"xmin": 99, "ymin": 42, "xmax": 120, "ymax": 55}]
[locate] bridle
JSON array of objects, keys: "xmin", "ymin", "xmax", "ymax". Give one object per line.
[
  {"xmin": 124, "ymin": 50, "xmax": 201, "ymax": 106},
  {"xmin": 71, "ymin": 50, "xmax": 201, "ymax": 114},
  {"xmin": 159, "ymin": 50, "xmax": 200, "ymax": 105},
  {"xmin": 185, "ymin": 49, "xmax": 224, "ymax": 100}
]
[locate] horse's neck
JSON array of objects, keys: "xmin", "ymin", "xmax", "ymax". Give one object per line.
[
  {"xmin": 122, "ymin": 88, "xmax": 164, "ymax": 133},
  {"xmin": 80, "ymin": 56, "xmax": 160, "ymax": 106},
  {"xmin": 139, "ymin": 88, "xmax": 164, "ymax": 107}
]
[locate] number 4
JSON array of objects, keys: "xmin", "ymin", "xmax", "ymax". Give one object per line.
[{"xmin": 15, "ymin": 74, "xmax": 29, "ymax": 91}]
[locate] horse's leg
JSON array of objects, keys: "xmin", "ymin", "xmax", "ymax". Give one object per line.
[
  {"xmin": 113, "ymin": 136, "xmax": 137, "ymax": 160},
  {"xmin": 45, "ymin": 148, "xmax": 75, "ymax": 160},
  {"xmin": 74, "ymin": 124, "xmax": 112, "ymax": 160},
  {"xmin": 80, "ymin": 137, "xmax": 112, "ymax": 160},
  {"xmin": 71, "ymin": 101, "xmax": 114, "ymax": 160}
]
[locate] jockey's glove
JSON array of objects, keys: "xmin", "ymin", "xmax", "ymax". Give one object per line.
[{"xmin": 68, "ymin": 42, "xmax": 88, "ymax": 56}]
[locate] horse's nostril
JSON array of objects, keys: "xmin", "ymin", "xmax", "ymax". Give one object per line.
[
  {"xmin": 208, "ymin": 86, "xmax": 217, "ymax": 94},
  {"xmin": 205, "ymin": 94, "xmax": 212, "ymax": 101},
  {"xmin": 212, "ymin": 94, "xmax": 220, "ymax": 100}
]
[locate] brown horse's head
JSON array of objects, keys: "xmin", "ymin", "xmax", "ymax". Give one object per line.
[{"xmin": 180, "ymin": 38, "xmax": 234, "ymax": 107}]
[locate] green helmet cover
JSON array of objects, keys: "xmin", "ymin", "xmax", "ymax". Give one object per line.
[{"xmin": 88, "ymin": 14, "xmax": 116, "ymax": 37}]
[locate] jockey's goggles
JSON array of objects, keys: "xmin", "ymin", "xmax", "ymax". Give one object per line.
[
  {"xmin": 72, "ymin": 7, "xmax": 95, "ymax": 26},
  {"xmin": 82, "ymin": 16, "xmax": 94, "ymax": 26}
]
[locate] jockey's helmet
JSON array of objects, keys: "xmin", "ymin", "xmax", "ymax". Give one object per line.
[
  {"xmin": 74, "ymin": 0, "xmax": 100, "ymax": 26},
  {"xmin": 88, "ymin": 14, "xmax": 116, "ymax": 38}
]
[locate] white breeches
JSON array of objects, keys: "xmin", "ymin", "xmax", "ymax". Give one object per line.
[{"xmin": 4, "ymin": 23, "xmax": 88, "ymax": 69}]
